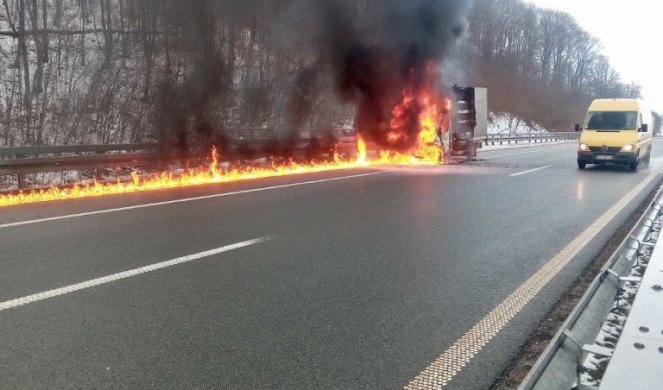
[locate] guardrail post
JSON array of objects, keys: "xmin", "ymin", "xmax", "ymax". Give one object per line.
[{"xmin": 17, "ymin": 174, "xmax": 25, "ymax": 190}]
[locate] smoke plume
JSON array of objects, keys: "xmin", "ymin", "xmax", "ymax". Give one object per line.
[
  {"xmin": 154, "ymin": 0, "xmax": 473, "ymax": 157},
  {"xmin": 280, "ymin": 0, "xmax": 473, "ymax": 150}
]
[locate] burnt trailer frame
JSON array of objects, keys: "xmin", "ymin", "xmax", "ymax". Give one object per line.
[{"xmin": 447, "ymin": 86, "xmax": 488, "ymax": 159}]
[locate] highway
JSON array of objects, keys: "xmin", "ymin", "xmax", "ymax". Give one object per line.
[{"xmin": 1, "ymin": 140, "xmax": 662, "ymax": 389}]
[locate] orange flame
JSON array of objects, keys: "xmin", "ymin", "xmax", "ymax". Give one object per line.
[
  {"xmin": 0, "ymin": 154, "xmax": 374, "ymax": 207},
  {"xmin": 356, "ymin": 137, "xmax": 368, "ymax": 165},
  {"xmin": 0, "ymin": 89, "xmax": 450, "ymax": 207},
  {"xmin": 360, "ymin": 88, "xmax": 448, "ymax": 166}
]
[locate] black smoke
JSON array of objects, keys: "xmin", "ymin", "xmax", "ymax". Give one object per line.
[
  {"xmin": 281, "ymin": 0, "xmax": 473, "ymax": 150},
  {"xmin": 153, "ymin": 0, "xmax": 472, "ymax": 159}
]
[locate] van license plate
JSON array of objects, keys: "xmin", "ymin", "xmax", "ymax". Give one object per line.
[{"xmin": 596, "ymin": 155, "xmax": 614, "ymax": 160}]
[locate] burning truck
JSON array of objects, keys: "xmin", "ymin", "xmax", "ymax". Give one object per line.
[
  {"xmin": 0, "ymin": 0, "xmax": 481, "ymax": 206},
  {"xmin": 0, "ymin": 87, "xmax": 488, "ymax": 207},
  {"xmin": 342, "ymin": 86, "xmax": 488, "ymax": 164}
]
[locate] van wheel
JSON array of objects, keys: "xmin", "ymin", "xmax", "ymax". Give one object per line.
[
  {"xmin": 630, "ymin": 159, "xmax": 639, "ymax": 172},
  {"xmin": 578, "ymin": 161, "xmax": 586, "ymax": 170}
]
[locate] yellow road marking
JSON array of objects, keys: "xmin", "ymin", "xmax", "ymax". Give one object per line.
[{"xmin": 405, "ymin": 173, "xmax": 659, "ymax": 389}]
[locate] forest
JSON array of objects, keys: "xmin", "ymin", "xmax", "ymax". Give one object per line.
[{"xmin": 0, "ymin": 0, "xmax": 655, "ymax": 148}]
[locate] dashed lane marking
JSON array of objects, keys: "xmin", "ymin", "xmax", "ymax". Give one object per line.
[
  {"xmin": 404, "ymin": 172, "xmax": 659, "ymax": 389},
  {"xmin": 510, "ymin": 165, "xmax": 554, "ymax": 177},
  {"xmin": 481, "ymin": 147, "xmax": 570, "ymax": 160},
  {"xmin": 0, "ymin": 237, "xmax": 270, "ymax": 312},
  {"xmin": 0, "ymin": 172, "xmax": 387, "ymax": 230}
]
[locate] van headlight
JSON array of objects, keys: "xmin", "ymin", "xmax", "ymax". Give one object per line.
[
  {"xmin": 579, "ymin": 143, "xmax": 589, "ymax": 151},
  {"xmin": 621, "ymin": 144, "xmax": 634, "ymax": 152}
]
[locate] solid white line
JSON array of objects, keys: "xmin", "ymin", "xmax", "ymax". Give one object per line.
[
  {"xmin": 482, "ymin": 147, "xmax": 569, "ymax": 160},
  {"xmin": 0, "ymin": 171, "xmax": 387, "ymax": 229},
  {"xmin": 0, "ymin": 237, "xmax": 270, "ymax": 312},
  {"xmin": 509, "ymin": 164, "xmax": 554, "ymax": 177}
]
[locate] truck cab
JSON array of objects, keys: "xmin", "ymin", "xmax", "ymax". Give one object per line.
[{"xmin": 577, "ymin": 99, "xmax": 653, "ymax": 171}]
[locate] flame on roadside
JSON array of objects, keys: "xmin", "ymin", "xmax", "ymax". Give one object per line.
[
  {"xmin": 0, "ymin": 87, "xmax": 450, "ymax": 207},
  {"xmin": 356, "ymin": 137, "xmax": 368, "ymax": 165},
  {"xmin": 0, "ymin": 148, "xmax": 367, "ymax": 207}
]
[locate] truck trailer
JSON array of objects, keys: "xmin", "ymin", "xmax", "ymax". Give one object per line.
[{"xmin": 446, "ymin": 86, "xmax": 488, "ymax": 159}]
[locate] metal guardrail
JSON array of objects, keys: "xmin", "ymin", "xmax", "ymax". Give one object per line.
[
  {"xmin": 484, "ymin": 132, "xmax": 579, "ymax": 146},
  {"xmin": 600, "ymin": 222, "xmax": 663, "ymax": 389},
  {"xmin": 519, "ymin": 187, "xmax": 663, "ymax": 390},
  {"xmin": 0, "ymin": 131, "xmax": 351, "ymax": 188},
  {"xmin": 0, "ymin": 143, "xmax": 192, "ymax": 179},
  {"xmin": 0, "ymin": 131, "xmax": 577, "ymax": 188},
  {"xmin": 0, "ymin": 143, "xmax": 159, "ymax": 156}
]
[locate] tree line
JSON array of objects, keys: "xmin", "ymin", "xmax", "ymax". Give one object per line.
[
  {"xmin": 0, "ymin": 0, "xmax": 655, "ymax": 147},
  {"xmin": 468, "ymin": 0, "xmax": 649, "ymax": 131}
]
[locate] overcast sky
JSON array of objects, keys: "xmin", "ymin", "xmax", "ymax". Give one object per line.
[{"xmin": 526, "ymin": 0, "xmax": 663, "ymax": 112}]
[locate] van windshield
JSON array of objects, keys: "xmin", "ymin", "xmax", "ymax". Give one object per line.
[{"xmin": 585, "ymin": 111, "xmax": 637, "ymax": 130}]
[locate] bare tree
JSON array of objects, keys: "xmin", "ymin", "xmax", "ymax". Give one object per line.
[{"xmin": 0, "ymin": 0, "xmax": 642, "ymax": 146}]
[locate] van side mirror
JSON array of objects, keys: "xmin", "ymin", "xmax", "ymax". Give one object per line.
[
  {"xmin": 640, "ymin": 124, "xmax": 649, "ymax": 133},
  {"xmin": 575, "ymin": 124, "xmax": 582, "ymax": 132}
]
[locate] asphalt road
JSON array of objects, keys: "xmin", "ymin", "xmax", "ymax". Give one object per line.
[{"xmin": 1, "ymin": 140, "xmax": 662, "ymax": 389}]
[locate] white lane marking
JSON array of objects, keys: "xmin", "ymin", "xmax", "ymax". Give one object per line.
[
  {"xmin": 0, "ymin": 237, "xmax": 270, "ymax": 312},
  {"xmin": 481, "ymin": 147, "xmax": 571, "ymax": 160},
  {"xmin": 405, "ymin": 172, "xmax": 660, "ymax": 389},
  {"xmin": 509, "ymin": 165, "xmax": 554, "ymax": 177},
  {"xmin": 0, "ymin": 172, "xmax": 387, "ymax": 230}
]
